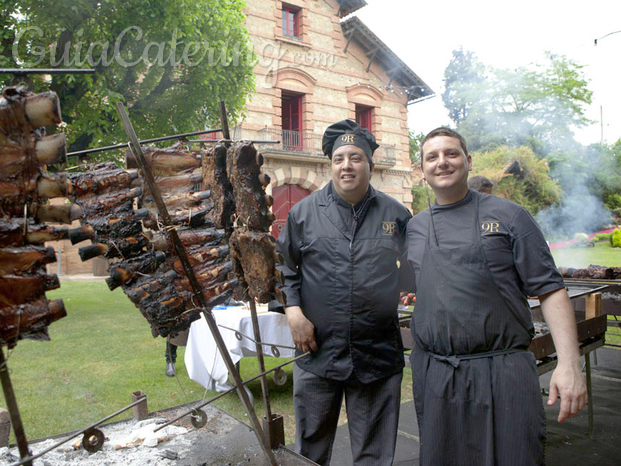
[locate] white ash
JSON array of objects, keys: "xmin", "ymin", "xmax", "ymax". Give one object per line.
[
  {"xmin": 0, "ymin": 403, "xmax": 300, "ymax": 466},
  {"xmin": 0, "ymin": 418, "xmax": 189, "ymax": 466}
]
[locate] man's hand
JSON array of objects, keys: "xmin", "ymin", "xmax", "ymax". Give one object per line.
[
  {"xmin": 547, "ymin": 362, "xmax": 588, "ymax": 423},
  {"xmin": 284, "ymin": 306, "xmax": 318, "ymax": 353},
  {"xmin": 539, "ymin": 287, "xmax": 588, "ymax": 423}
]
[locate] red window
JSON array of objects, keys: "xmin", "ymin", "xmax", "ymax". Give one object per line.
[
  {"xmin": 356, "ymin": 105, "xmax": 373, "ymax": 132},
  {"xmin": 282, "ymin": 7, "xmax": 300, "ymax": 38},
  {"xmin": 282, "ymin": 93, "xmax": 303, "ymax": 151}
]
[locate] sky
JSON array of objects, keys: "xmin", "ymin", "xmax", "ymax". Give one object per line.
[{"xmin": 356, "ymin": 0, "xmax": 621, "ymax": 146}]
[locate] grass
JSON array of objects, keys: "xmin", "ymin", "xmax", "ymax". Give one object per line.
[
  {"xmin": 2, "ymin": 267, "xmax": 615, "ymax": 447},
  {"xmin": 0, "ymin": 281, "xmax": 300, "ymax": 444},
  {"xmin": 551, "ymin": 240, "xmax": 621, "ymax": 268},
  {"xmin": 0, "ymin": 280, "xmax": 411, "ymax": 447},
  {"xmin": 550, "ymin": 240, "xmax": 621, "ymax": 346}
]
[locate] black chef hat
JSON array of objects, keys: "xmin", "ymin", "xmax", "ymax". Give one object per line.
[{"xmin": 322, "ymin": 119, "xmax": 379, "ymax": 161}]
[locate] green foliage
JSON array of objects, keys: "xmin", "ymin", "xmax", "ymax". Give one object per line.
[
  {"xmin": 0, "ymin": 0, "xmax": 255, "ymax": 160},
  {"xmin": 408, "ymin": 130, "xmax": 424, "ymax": 165},
  {"xmin": 443, "ymin": 50, "xmax": 593, "ymax": 155},
  {"xmin": 442, "ymin": 48, "xmax": 486, "ymax": 125},
  {"xmin": 585, "ymin": 140, "xmax": 621, "ymax": 211},
  {"xmin": 593, "ymin": 232, "xmax": 612, "ymax": 242},
  {"xmin": 471, "ymin": 145, "xmax": 561, "ymax": 214},
  {"xmin": 574, "ymin": 232, "xmax": 589, "ymax": 242},
  {"xmin": 411, "ymin": 183, "xmax": 435, "ymax": 215},
  {"xmin": 611, "ymin": 228, "xmax": 621, "ymax": 248}
]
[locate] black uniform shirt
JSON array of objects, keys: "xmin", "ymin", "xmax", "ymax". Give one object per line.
[{"xmin": 407, "ymin": 190, "xmax": 564, "ymax": 310}]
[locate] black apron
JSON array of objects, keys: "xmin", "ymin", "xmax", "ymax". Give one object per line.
[{"xmin": 410, "ymin": 196, "xmax": 546, "ymax": 466}]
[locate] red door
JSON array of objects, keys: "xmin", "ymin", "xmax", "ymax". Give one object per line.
[
  {"xmin": 282, "ymin": 94, "xmax": 303, "ymax": 151},
  {"xmin": 271, "ymin": 184, "xmax": 310, "ymax": 239}
]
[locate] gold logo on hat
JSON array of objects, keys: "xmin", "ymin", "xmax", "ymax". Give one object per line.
[
  {"xmin": 341, "ymin": 134, "xmax": 355, "ymax": 143},
  {"xmin": 382, "ymin": 222, "xmax": 397, "ymax": 236}
]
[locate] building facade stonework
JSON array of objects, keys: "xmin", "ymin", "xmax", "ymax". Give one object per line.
[{"xmin": 239, "ymin": 0, "xmax": 431, "ymax": 224}]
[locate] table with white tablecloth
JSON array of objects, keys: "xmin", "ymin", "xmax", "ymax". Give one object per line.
[{"xmin": 184, "ymin": 305, "xmax": 295, "ymax": 392}]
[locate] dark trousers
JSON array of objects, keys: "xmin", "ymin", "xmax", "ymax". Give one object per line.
[
  {"xmin": 165, "ymin": 342, "xmax": 177, "ymax": 364},
  {"xmin": 293, "ymin": 364, "xmax": 402, "ymax": 466}
]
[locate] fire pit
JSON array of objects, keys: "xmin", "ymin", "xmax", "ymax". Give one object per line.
[{"xmin": 0, "ymin": 401, "xmax": 314, "ymax": 466}]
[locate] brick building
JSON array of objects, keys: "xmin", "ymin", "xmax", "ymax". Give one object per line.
[
  {"xmin": 50, "ymin": 0, "xmax": 432, "ymax": 275},
  {"xmin": 238, "ymin": 0, "xmax": 433, "ymax": 237}
]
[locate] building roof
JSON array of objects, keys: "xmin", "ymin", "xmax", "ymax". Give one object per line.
[
  {"xmin": 337, "ymin": 0, "xmax": 367, "ymax": 17},
  {"xmin": 340, "ymin": 16, "xmax": 434, "ymax": 102}
]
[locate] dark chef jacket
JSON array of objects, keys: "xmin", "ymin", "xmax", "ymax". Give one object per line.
[{"xmin": 276, "ymin": 182, "xmax": 412, "ymax": 383}]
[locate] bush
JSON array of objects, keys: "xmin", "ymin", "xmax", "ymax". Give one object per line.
[
  {"xmin": 606, "ymin": 194, "xmax": 621, "ymax": 210},
  {"xmin": 593, "ymin": 232, "xmax": 612, "ymax": 242},
  {"xmin": 574, "ymin": 233, "xmax": 589, "ymax": 242},
  {"xmin": 611, "ymin": 229, "xmax": 621, "ymax": 248}
]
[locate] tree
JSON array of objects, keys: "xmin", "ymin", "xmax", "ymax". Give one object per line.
[
  {"xmin": 443, "ymin": 50, "xmax": 593, "ymax": 155},
  {"xmin": 1, "ymin": 0, "xmax": 255, "ymax": 161},
  {"xmin": 586, "ymin": 139, "xmax": 621, "ymax": 212},
  {"xmin": 408, "ymin": 130, "xmax": 424, "ymax": 165},
  {"xmin": 442, "ymin": 48, "xmax": 486, "ymax": 126}
]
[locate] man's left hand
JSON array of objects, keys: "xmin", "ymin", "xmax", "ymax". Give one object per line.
[{"xmin": 547, "ymin": 362, "xmax": 588, "ymax": 423}]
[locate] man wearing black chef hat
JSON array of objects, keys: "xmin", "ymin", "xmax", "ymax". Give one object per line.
[{"xmin": 276, "ymin": 119, "xmax": 412, "ymax": 465}]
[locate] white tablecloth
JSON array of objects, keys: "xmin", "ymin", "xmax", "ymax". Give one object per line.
[{"xmin": 185, "ymin": 305, "xmax": 295, "ymax": 391}]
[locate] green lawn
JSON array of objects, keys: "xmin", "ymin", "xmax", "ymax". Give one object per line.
[
  {"xmin": 551, "ymin": 240, "xmax": 621, "ymax": 268},
  {"xmin": 550, "ymin": 240, "xmax": 621, "ymax": 346},
  {"xmin": 0, "ymin": 281, "xmax": 300, "ymax": 444},
  {"xmin": 1, "ymin": 280, "xmax": 412, "ymax": 447},
  {"xmin": 1, "ymin": 272, "xmax": 615, "ymax": 447}
]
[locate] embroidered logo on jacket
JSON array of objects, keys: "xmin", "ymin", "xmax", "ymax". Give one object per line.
[
  {"xmin": 481, "ymin": 221, "xmax": 500, "ymax": 234},
  {"xmin": 382, "ymin": 221, "xmax": 397, "ymax": 236}
]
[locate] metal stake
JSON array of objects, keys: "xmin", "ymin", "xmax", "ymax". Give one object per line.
[
  {"xmin": 11, "ymin": 396, "xmax": 147, "ymax": 466},
  {"xmin": 115, "ymin": 102, "xmax": 277, "ymax": 465},
  {"xmin": 154, "ymin": 352, "xmax": 310, "ymax": 433},
  {"xmin": 66, "ymin": 128, "xmax": 223, "ymax": 158},
  {"xmin": 248, "ymin": 301, "xmax": 275, "ymax": 434},
  {"xmin": 0, "ymin": 349, "xmax": 31, "ymax": 465}
]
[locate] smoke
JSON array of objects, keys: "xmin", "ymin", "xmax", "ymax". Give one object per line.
[
  {"xmin": 536, "ymin": 183, "xmax": 612, "ymax": 238},
  {"xmin": 446, "ymin": 50, "xmax": 612, "ymax": 239}
]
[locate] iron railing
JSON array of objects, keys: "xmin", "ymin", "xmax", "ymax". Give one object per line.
[{"xmin": 258, "ymin": 128, "xmax": 322, "ymax": 155}]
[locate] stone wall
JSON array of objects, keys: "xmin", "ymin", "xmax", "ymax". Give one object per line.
[{"xmin": 242, "ymin": 0, "xmax": 423, "ymax": 209}]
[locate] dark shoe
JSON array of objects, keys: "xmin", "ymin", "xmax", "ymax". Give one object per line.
[{"xmin": 165, "ymin": 362, "xmax": 176, "ymax": 377}]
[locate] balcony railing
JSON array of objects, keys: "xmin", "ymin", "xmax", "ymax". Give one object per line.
[
  {"xmin": 258, "ymin": 128, "xmax": 323, "ymax": 155},
  {"xmin": 253, "ymin": 127, "xmax": 397, "ymax": 166}
]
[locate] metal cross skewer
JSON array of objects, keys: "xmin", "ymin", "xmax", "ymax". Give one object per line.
[
  {"xmin": 218, "ymin": 324, "xmax": 296, "ymax": 356},
  {"xmin": 153, "ymin": 352, "xmax": 310, "ymax": 433},
  {"xmin": 215, "ymin": 100, "xmax": 283, "ymax": 447},
  {"xmin": 66, "ymin": 128, "xmax": 224, "ymax": 158},
  {"xmin": 115, "ymin": 102, "xmax": 278, "ymax": 465}
]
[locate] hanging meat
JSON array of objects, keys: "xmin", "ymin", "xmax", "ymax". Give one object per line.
[
  {"xmin": 202, "ymin": 143, "xmax": 235, "ymax": 231},
  {"xmin": 62, "ymin": 129, "xmax": 284, "ymax": 339},
  {"xmin": 0, "ymin": 86, "xmax": 68, "ymax": 348},
  {"xmin": 223, "ymin": 142, "xmax": 283, "ymax": 304}
]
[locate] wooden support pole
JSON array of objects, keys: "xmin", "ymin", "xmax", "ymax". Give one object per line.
[{"xmin": 586, "ymin": 292, "xmax": 602, "ymax": 319}]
